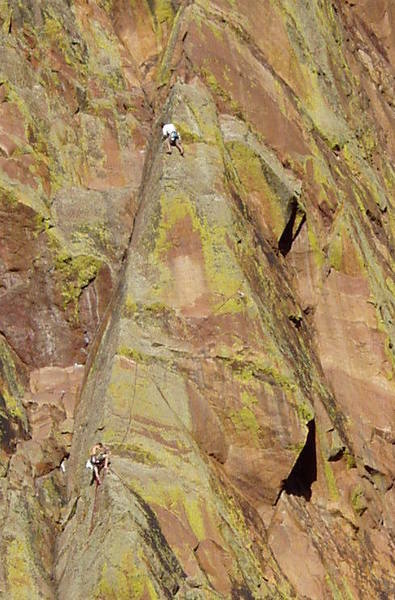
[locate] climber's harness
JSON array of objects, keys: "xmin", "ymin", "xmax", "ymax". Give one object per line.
[
  {"xmin": 169, "ymin": 130, "xmax": 180, "ymax": 144},
  {"xmin": 91, "ymin": 453, "xmax": 106, "ymax": 466}
]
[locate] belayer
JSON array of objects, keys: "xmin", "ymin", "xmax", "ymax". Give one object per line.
[
  {"xmin": 161, "ymin": 121, "xmax": 184, "ymax": 156},
  {"xmin": 86, "ymin": 442, "xmax": 110, "ymax": 486}
]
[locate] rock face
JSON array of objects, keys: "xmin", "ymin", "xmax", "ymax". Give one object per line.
[{"xmin": 0, "ymin": 1, "xmax": 394, "ymax": 599}]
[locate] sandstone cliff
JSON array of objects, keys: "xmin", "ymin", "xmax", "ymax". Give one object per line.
[{"xmin": 0, "ymin": 1, "xmax": 394, "ymax": 598}]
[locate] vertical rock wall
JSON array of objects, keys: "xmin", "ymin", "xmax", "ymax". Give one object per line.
[{"xmin": 0, "ymin": 1, "xmax": 394, "ymax": 598}]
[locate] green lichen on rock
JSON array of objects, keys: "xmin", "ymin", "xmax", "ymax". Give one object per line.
[
  {"xmin": 142, "ymin": 302, "xmax": 173, "ymax": 316},
  {"xmin": 241, "ymin": 390, "xmax": 258, "ymax": 407},
  {"xmin": 230, "ymin": 405, "xmax": 260, "ymax": 440},
  {"xmin": 226, "ymin": 353, "xmax": 298, "ymax": 396},
  {"xmin": 0, "ymin": 338, "xmax": 27, "ymax": 430},
  {"xmin": 95, "ymin": 552, "xmax": 159, "ymax": 600},
  {"xmin": 229, "ymin": 389, "xmax": 260, "ymax": 440},
  {"xmin": 98, "ymin": 0, "xmax": 113, "ymax": 14},
  {"xmin": 0, "ymin": 338, "xmax": 24, "ymax": 398},
  {"xmin": 151, "ymin": 193, "xmax": 244, "ymax": 311},
  {"xmin": 184, "ymin": 496, "xmax": 206, "ymax": 541},
  {"xmin": 344, "ymin": 449, "xmax": 356, "ymax": 470},
  {"xmin": 200, "ymin": 65, "xmax": 240, "ymax": 115},
  {"xmin": 122, "ymin": 295, "xmax": 138, "ymax": 319},
  {"xmin": 117, "ymin": 346, "xmax": 145, "ymax": 363},
  {"xmin": 5, "ymin": 539, "xmax": 41, "ymax": 600},
  {"xmin": 328, "ymin": 229, "xmax": 344, "ymax": 271},
  {"xmin": 316, "ymin": 425, "xmax": 340, "ymax": 500},
  {"xmin": 71, "ymin": 222, "xmax": 112, "ymax": 253},
  {"xmin": 350, "ymin": 484, "xmax": 367, "ymax": 516},
  {"xmin": 325, "ymin": 574, "xmax": 355, "ymax": 600},
  {"xmin": 43, "ymin": 7, "xmax": 86, "ymax": 72},
  {"xmin": 153, "ymin": 0, "xmax": 174, "ymax": 25},
  {"xmin": 1, "ymin": 388, "xmax": 24, "ymax": 422},
  {"xmin": 225, "ymin": 140, "xmax": 287, "ymax": 238},
  {"xmin": 307, "ymin": 223, "xmax": 325, "ymax": 268},
  {"xmin": 0, "ymin": 1, "xmax": 12, "ymax": 33},
  {"xmin": 296, "ymin": 400, "xmax": 314, "ymax": 424},
  {"xmin": 126, "ymin": 443, "xmax": 158, "ymax": 465},
  {"xmin": 0, "ymin": 0, "xmax": 391, "ymax": 596},
  {"xmin": 0, "ymin": 186, "xmax": 19, "ymax": 207},
  {"xmin": 54, "ymin": 252, "xmax": 101, "ymax": 319},
  {"xmin": 174, "ymin": 123, "xmax": 202, "ymax": 145},
  {"xmin": 323, "ymin": 459, "xmax": 340, "ymax": 501},
  {"xmin": 156, "ymin": 4, "xmax": 183, "ymax": 85}
]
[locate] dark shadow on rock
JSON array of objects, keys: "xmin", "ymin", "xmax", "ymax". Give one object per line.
[
  {"xmin": 283, "ymin": 420, "xmax": 317, "ymax": 501},
  {"xmin": 278, "ymin": 200, "xmax": 306, "ymax": 257}
]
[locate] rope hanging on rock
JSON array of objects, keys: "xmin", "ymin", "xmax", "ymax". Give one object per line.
[{"xmin": 121, "ymin": 359, "xmax": 139, "ymax": 445}]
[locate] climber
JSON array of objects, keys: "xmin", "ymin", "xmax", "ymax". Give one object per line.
[
  {"xmin": 161, "ymin": 121, "xmax": 184, "ymax": 156},
  {"xmin": 87, "ymin": 442, "xmax": 110, "ymax": 486}
]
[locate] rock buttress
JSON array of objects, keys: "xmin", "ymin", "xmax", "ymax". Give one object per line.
[{"xmin": 0, "ymin": 1, "xmax": 394, "ymax": 599}]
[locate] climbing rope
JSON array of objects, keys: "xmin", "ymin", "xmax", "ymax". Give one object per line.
[
  {"xmin": 109, "ymin": 465, "xmax": 133, "ymax": 494},
  {"xmin": 86, "ymin": 289, "xmax": 244, "ymax": 532},
  {"xmin": 120, "ymin": 359, "xmax": 139, "ymax": 445},
  {"xmin": 88, "ymin": 464, "xmax": 110, "ymax": 536},
  {"xmin": 89, "ymin": 358, "xmax": 138, "ymax": 535},
  {"xmin": 89, "ymin": 479, "xmax": 100, "ymax": 535}
]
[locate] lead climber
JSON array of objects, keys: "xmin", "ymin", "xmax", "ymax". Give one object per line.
[
  {"xmin": 161, "ymin": 121, "xmax": 184, "ymax": 156},
  {"xmin": 86, "ymin": 442, "xmax": 110, "ymax": 486}
]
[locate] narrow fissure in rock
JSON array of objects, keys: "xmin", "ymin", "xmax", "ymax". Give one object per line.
[{"xmin": 283, "ymin": 420, "xmax": 317, "ymax": 501}]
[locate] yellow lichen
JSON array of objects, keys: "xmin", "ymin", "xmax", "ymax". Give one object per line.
[
  {"xmin": 307, "ymin": 224, "xmax": 325, "ymax": 268},
  {"xmin": 6, "ymin": 539, "xmax": 40, "ymax": 600},
  {"xmin": 122, "ymin": 296, "xmax": 138, "ymax": 319},
  {"xmin": 71, "ymin": 222, "xmax": 112, "ymax": 252},
  {"xmin": 226, "ymin": 140, "xmax": 286, "ymax": 239},
  {"xmin": 152, "ymin": 194, "xmax": 244, "ymax": 313},
  {"xmin": 296, "ymin": 400, "xmax": 314, "ymax": 424},
  {"xmin": 117, "ymin": 346, "xmax": 145, "ymax": 363},
  {"xmin": 230, "ymin": 405, "xmax": 260, "ymax": 440},
  {"xmin": 351, "ymin": 484, "xmax": 367, "ymax": 516},
  {"xmin": 184, "ymin": 497, "xmax": 206, "ymax": 541},
  {"xmin": 95, "ymin": 554, "xmax": 155, "ymax": 600},
  {"xmin": 2, "ymin": 388, "xmax": 24, "ymax": 421},
  {"xmin": 154, "ymin": 0, "xmax": 174, "ymax": 25},
  {"xmin": 54, "ymin": 252, "xmax": 101, "ymax": 319},
  {"xmin": 323, "ymin": 460, "xmax": 340, "ymax": 501}
]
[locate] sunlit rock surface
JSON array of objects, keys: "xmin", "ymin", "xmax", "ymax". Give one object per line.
[{"xmin": 0, "ymin": 1, "xmax": 394, "ymax": 598}]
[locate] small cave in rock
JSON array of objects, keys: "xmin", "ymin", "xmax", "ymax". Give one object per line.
[
  {"xmin": 288, "ymin": 314, "xmax": 302, "ymax": 329},
  {"xmin": 278, "ymin": 200, "xmax": 306, "ymax": 257},
  {"xmin": 283, "ymin": 420, "xmax": 317, "ymax": 501}
]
